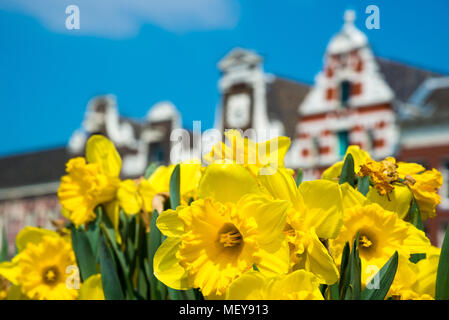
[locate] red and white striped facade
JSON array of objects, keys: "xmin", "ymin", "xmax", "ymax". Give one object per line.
[{"xmin": 290, "ymin": 10, "xmax": 398, "ymax": 179}]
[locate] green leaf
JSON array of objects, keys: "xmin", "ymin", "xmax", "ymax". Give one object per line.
[
  {"xmin": 70, "ymin": 226, "xmax": 98, "ymax": 282},
  {"xmin": 357, "ymin": 175, "xmax": 370, "ymax": 196},
  {"xmin": 410, "ymin": 253, "xmax": 426, "ymax": 264},
  {"xmin": 319, "ymin": 284, "xmax": 327, "ymax": 296},
  {"xmin": 100, "ymin": 214, "xmax": 135, "ymax": 299},
  {"xmin": 85, "ymin": 208, "xmax": 102, "ymax": 262},
  {"xmin": 0, "ymin": 225, "xmax": 8, "ymax": 262},
  {"xmin": 137, "ymin": 265, "xmax": 149, "ymax": 300},
  {"xmin": 329, "ymin": 283, "xmax": 339, "ymax": 300},
  {"xmin": 99, "ymin": 233, "xmax": 125, "ymax": 300},
  {"xmin": 147, "ymin": 210, "xmax": 164, "ymax": 300},
  {"xmin": 361, "ymin": 251, "xmax": 398, "ymax": 300},
  {"xmin": 144, "ymin": 162, "xmax": 158, "ymax": 179},
  {"xmin": 295, "ymin": 169, "xmax": 303, "ymax": 187},
  {"xmin": 338, "ymin": 242, "xmax": 350, "ymax": 297},
  {"xmin": 193, "ymin": 288, "xmax": 204, "ymax": 300},
  {"xmin": 408, "ymin": 198, "xmax": 424, "ymax": 231},
  {"xmin": 340, "ymin": 242, "xmax": 350, "ymax": 279},
  {"xmin": 119, "ymin": 209, "xmax": 130, "ymax": 246},
  {"xmin": 167, "ymin": 288, "xmax": 197, "ymax": 300},
  {"xmin": 169, "ymin": 164, "xmax": 181, "ymax": 209},
  {"xmin": 101, "ymin": 217, "xmax": 129, "ymax": 276},
  {"xmin": 436, "ymin": 223, "xmax": 449, "ymax": 300},
  {"xmin": 339, "ymin": 153, "xmax": 355, "ymax": 187},
  {"xmin": 343, "ymin": 233, "xmax": 361, "ymax": 300}
]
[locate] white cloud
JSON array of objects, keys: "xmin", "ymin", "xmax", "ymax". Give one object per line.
[{"xmin": 0, "ymin": 0, "xmax": 241, "ymax": 38}]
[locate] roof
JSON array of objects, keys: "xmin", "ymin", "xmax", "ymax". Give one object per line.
[
  {"xmin": 266, "ymin": 77, "xmax": 311, "ymax": 139},
  {"xmin": 376, "ymin": 57, "xmax": 442, "ymax": 102},
  {"xmin": 400, "ymin": 86, "xmax": 449, "ymax": 127},
  {"xmin": 0, "ymin": 147, "xmax": 70, "ymax": 189},
  {"xmin": 218, "ymin": 48, "xmax": 263, "ymax": 72}
]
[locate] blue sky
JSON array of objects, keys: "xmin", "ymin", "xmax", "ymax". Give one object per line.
[{"xmin": 0, "ymin": 0, "xmax": 448, "ymax": 156}]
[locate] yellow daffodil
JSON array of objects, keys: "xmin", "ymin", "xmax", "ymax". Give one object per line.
[
  {"xmin": 321, "ymin": 145, "xmax": 371, "ymax": 181},
  {"xmin": 78, "ymin": 274, "xmax": 105, "ymax": 300},
  {"xmin": 204, "ymin": 129, "xmax": 291, "ymax": 176},
  {"xmin": 323, "ymin": 145, "xmax": 442, "ymax": 221},
  {"xmin": 0, "ymin": 227, "xmax": 78, "ymax": 300},
  {"xmin": 365, "ymin": 184, "xmax": 413, "ymax": 220},
  {"xmin": 365, "ymin": 159, "xmax": 442, "ymax": 220},
  {"xmin": 58, "ymin": 135, "xmax": 121, "ymax": 226},
  {"xmin": 362, "ymin": 246, "xmax": 440, "ymax": 300},
  {"xmin": 116, "ymin": 160, "xmax": 203, "ymax": 217},
  {"xmin": 399, "ymin": 166, "xmax": 443, "ymax": 220},
  {"xmin": 225, "ymin": 270, "xmax": 323, "ymax": 300},
  {"xmin": 330, "ymin": 200, "xmax": 430, "ymax": 265},
  {"xmin": 153, "ymin": 163, "xmax": 290, "ymax": 298},
  {"xmin": 259, "ymin": 167, "xmax": 342, "ymax": 285},
  {"xmin": 412, "ymin": 246, "xmax": 440, "ymax": 298},
  {"xmin": 140, "ymin": 160, "xmax": 202, "ymax": 211},
  {"xmin": 358, "ymin": 157, "xmax": 398, "ymax": 196}
]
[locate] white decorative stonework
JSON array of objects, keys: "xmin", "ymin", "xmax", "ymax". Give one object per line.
[
  {"xmin": 226, "ymin": 93, "xmax": 251, "ymax": 128},
  {"xmin": 68, "ymin": 96, "xmax": 183, "ymax": 176},
  {"xmin": 292, "ymin": 10, "xmax": 398, "ymax": 169},
  {"xmin": 217, "ymin": 48, "xmax": 285, "ymax": 142},
  {"xmin": 300, "ymin": 10, "xmax": 393, "ymax": 116}
]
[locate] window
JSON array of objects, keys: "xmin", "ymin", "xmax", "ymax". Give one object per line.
[
  {"xmin": 148, "ymin": 142, "xmax": 165, "ymax": 164},
  {"xmin": 340, "ymin": 80, "xmax": 351, "ymax": 106},
  {"xmin": 312, "ymin": 137, "xmax": 320, "ymax": 157},
  {"xmin": 337, "ymin": 131, "xmax": 350, "ymax": 158},
  {"xmin": 366, "ymin": 129, "xmax": 375, "ymax": 152}
]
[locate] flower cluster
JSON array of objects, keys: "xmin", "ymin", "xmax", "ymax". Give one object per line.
[{"xmin": 0, "ymin": 132, "xmax": 447, "ymax": 300}]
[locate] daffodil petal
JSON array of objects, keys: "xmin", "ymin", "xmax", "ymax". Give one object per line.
[
  {"xmin": 198, "ymin": 163, "xmax": 262, "ymax": 203},
  {"xmin": 269, "ymin": 269, "xmax": 324, "ymax": 300},
  {"xmin": 404, "ymin": 225, "xmax": 431, "ymax": 254},
  {"xmin": 256, "ymin": 241, "xmax": 290, "ymax": 276},
  {"xmin": 340, "ymin": 182, "xmax": 367, "ymax": 209},
  {"xmin": 322, "ymin": 145, "xmax": 371, "ymax": 180},
  {"xmin": 85, "ymin": 135, "xmax": 121, "ymax": 177},
  {"xmin": 0, "ymin": 256, "xmax": 20, "ymax": 285},
  {"xmin": 226, "ymin": 271, "xmax": 265, "ymax": 300},
  {"xmin": 239, "ymin": 194, "xmax": 289, "ymax": 248},
  {"xmin": 79, "ymin": 274, "xmax": 105, "ymax": 300},
  {"xmin": 304, "ymin": 231, "xmax": 339, "ymax": 285},
  {"xmin": 397, "ymin": 162, "xmax": 425, "ymax": 178},
  {"xmin": 156, "ymin": 208, "xmax": 185, "ymax": 238},
  {"xmin": 258, "ymin": 166, "xmax": 298, "ymax": 202},
  {"xmin": 298, "ymin": 180, "xmax": 343, "ymax": 239},
  {"xmin": 366, "ymin": 184, "xmax": 413, "ymax": 219},
  {"xmin": 153, "ymin": 237, "xmax": 190, "ymax": 290},
  {"xmin": 15, "ymin": 226, "xmax": 58, "ymax": 252},
  {"xmin": 321, "ymin": 161, "xmax": 343, "ymax": 181},
  {"xmin": 117, "ymin": 179, "xmax": 142, "ymax": 215},
  {"xmin": 263, "ymin": 136, "xmax": 291, "ymax": 168}
]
